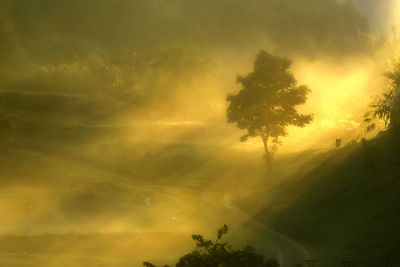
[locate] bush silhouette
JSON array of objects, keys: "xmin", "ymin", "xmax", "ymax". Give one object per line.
[{"xmin": 144, "ymin": 225, "xmax": 279, "ymax": 267}]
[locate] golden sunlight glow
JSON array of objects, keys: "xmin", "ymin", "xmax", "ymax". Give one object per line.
[
  {"xmin": 239, "ymin": 61, "xmax": 377, "ymax": 153},
  {"xmin": 296, "ymin": 63, "xmax": 370, "ymax": 127},
  {"xmin": 393, "ymin": 0, "xmax": 400, "ymax": 26},
  {"xmin": 1, "ymin": 0, "xmax": 399, "ymax": 265},
  {"xmin": 281, "ymin": 62, "xmax": 376, "ymax": 151}
]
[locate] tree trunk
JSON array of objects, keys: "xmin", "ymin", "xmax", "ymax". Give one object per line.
[
  {"xmin": 261, "ymin": 134, "xmax": 272, "ymax": 168},
  {"xmin": 261, "ymin": 134, "xmax": 269, "ymax": 155}
]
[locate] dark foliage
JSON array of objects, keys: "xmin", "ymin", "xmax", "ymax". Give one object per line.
[
  {"xmin": 364, "ymin": 62, "xmax": 400, "ymax": 134},
  {"xmin": 226, "ymin": 51, "xmax": 312, "ymax": 159},
  {"xmin": 144, "ymin": 225, "xmax": 279, "ymax": 267}
]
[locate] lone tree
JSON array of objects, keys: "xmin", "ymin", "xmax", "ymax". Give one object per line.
[{"xmin": 227, "ymin": 50, "xmax": 313, "ymax": 163}]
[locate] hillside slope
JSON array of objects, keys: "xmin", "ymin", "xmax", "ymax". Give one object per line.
[{"xmin": 254, "ymin": 133, "xmax": 400, "ymax": 266}]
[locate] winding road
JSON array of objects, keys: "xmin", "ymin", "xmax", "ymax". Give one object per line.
[{"xmin": 223, "ymin": 194, "xmax": 310, "ymax": 266}]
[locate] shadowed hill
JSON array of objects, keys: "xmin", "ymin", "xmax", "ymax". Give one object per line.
[{"xmin": 253, "ymin": 133, "xmax": 400, "ymax": 266}]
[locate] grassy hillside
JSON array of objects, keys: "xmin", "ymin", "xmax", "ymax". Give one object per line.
[{"xmin": 252, "ymin": 133, "xmax": 400, "ymax": 266}]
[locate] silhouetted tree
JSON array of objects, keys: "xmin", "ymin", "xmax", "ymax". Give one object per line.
[
  {"xmin": 144, "ymin": 225, "xmax": 279, "ymax": 267},
  {"xmin": 226, "ymin": 51, "xmax": 312, "ymax": 165}
]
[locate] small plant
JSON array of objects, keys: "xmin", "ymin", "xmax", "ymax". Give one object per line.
[
  {"xmin": 364, "ymin": 88, "xmax": 395, "ymax": 132},
  {"xmin": 364, "ymin": 62, "xmax": 400, "ymax": 133},
  {"xmin": 144, "ymin": 225, "xmax": 279, "ymax": 267}
]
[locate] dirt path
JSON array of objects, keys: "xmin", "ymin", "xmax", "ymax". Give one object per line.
[{"xmin": 223, "ymin": 194, "xmax": 310, "ymax": 267}]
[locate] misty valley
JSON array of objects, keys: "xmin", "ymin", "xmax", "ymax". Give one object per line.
[{"xmin": 0, "ymin": 0, "xmax": 400, "ymax": 267}]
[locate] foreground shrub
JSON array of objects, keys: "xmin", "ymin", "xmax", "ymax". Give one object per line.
[{"xmin": 144, "ymin": 225, "xmax": 279, "ymax": 267}]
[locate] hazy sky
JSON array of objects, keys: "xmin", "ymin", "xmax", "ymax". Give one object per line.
[{"xmin": 1, "ymin": 0, "xmax": 399, "ymax": 152}]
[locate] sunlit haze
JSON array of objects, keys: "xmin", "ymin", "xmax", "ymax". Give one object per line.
[{"xmin": 0, "ymin": 0, "xmax": 399, "ymax": 266}]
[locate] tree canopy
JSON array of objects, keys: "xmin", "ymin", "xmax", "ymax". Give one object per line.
[{"xmin": 226, "ymin": 50, "xmax": 313, "ymax": 158}]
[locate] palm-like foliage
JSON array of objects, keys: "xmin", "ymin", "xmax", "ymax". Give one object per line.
[
  {"xmin": 364, "ymin": 88, "xmax": 394, "ymax": 132},
  {"xmin": 364, "ymin": 63, "xmax": 400, "ymax": 132}
]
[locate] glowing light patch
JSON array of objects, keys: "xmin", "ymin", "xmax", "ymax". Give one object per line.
[
  {"xmin": 155, "ymin": 120, "xmax": 205, "ymax": 126},
  {"xmin": 320, "ymin": 119, "xmax": 337, "ymax": 129},
  {"xmin": 233, "ymin": 140, "xmax": 264, "ymax": 151},
  {"xmin": 394, "ymin": 0, "xmax": 400, "ymax": 26},
  {"xmin": 295, "ymin": 62, "xmax": 370, "ymax": 129},
  {"xmin": 235, "ymin": 61, "xmax": 376, "ymax": 153}
]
